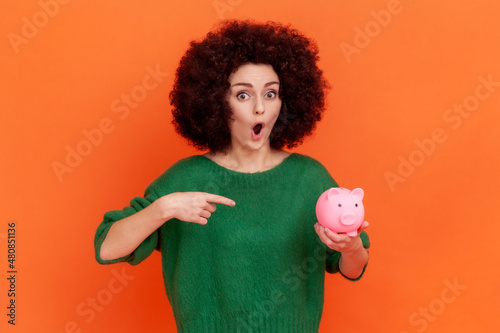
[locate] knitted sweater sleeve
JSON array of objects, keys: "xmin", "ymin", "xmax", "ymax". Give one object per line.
[
  {"xmin": 325, "ymin": 230, "xmax": 370, "ymax": 281},
  {"xmin": 94, "ymin": 184, "xmax": 160, "ymax": 266}
]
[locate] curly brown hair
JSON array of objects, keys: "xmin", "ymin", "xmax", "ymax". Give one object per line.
[{"xmin": 169, "ymin": 20, "xmax": 329, "ymax": 152}]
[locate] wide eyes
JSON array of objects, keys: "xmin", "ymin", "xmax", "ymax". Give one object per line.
[
  {"xmin": 265, "ymin": 91, "xmax": 277, "ymax": 98},
  {"xmin": 235, "ymin": 90, "xmax": 277, "ymax": 100},
  {"xmin": 236, "ymin": 92, "xmax": 250, "ymax": 100}
]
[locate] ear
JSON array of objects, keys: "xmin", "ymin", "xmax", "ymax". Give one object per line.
[
  {"xmin": 350, "ymin": 188, "xmax": 364, "ymax": 200},
  {"xmin": 326, "ymin": 187, "xmax": 343, "ymax": 200}
]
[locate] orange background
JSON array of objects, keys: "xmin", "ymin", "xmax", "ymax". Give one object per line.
[{"xmin": 1, "ymin": 0, "xmax": 499, "ymax": 332}]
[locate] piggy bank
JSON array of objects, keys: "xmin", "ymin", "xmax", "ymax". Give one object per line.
[{"xmin": 316, "ymin": 187, "xmax": 365, "ymax": 237}]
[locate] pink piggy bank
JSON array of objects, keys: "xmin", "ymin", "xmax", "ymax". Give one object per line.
[{"xmin": 316, "ymin": 187, "xmax": 365, "ymax": 237}]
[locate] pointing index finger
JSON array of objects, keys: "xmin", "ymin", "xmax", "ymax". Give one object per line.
[{"xmin": 204, "ymin": 193, "xmax": 236, "ymax": 207}]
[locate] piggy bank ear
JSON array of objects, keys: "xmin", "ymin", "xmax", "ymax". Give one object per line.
[
  {"xmin": 350, "ymin": 188, "xmax": 364, "ymax": 200},
  {"xmin": 326, "ymin": 187, "xmax": 343, "ymax": 200}
]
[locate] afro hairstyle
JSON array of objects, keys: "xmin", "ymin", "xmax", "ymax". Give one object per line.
[{"xmin": 169, "ymin": 19, "xmax": 329, "ymax": 152}]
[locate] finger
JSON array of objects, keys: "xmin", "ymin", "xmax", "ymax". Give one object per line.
[
  {"xmin": 358, "ymin": 221, "xmax": 370, "ymax": 232},
  {"xmin": 315, "ymin": 224, "xmax": 336, "ymax": 249},
  {"xmin": 186, "ymin": 214, "xmax": 208, "ymax": 225},
  {"xmin": 199, "ymin": 210, "xmax": 212, "ymax": 219},
  {"xmin": 203, "ymin": 193, "xmax": 236, "ymax": 207},
  {"xmin": 204, "ymin": 203, "xmax": 217, "ymax": 213},
  {"xmin": 324, "ymin": 228, "xmax": 351, "ymax": 243}
]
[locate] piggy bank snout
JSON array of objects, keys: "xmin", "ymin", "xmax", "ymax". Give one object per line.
[{"xmin": 340, "ymin": 213, "xmax": 356, "ymax": 226}]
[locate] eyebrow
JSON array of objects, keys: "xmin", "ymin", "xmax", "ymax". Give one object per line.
[{"xmin": 230, "ymin": 81, "xmax": 280, "ymax": 88}]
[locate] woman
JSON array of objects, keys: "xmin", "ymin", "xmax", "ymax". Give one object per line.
[{"xmin": 95, "ymin": 20, "xmax": 369, "ymax": 332}]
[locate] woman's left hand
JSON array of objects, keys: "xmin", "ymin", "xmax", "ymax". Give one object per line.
[{"xmin": 314, "ymin": 221, "xmax": 369, "ymax": 254}]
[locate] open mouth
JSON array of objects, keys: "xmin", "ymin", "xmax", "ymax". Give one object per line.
[
  {"xmin": 252, "ymin": 123, "xmax": 263, "ymax": 135},
  {"xmin": 251, "ymin": 122, "xmax": 264, "ymax": 140}
]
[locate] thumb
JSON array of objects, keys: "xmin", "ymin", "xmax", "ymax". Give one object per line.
[{"xmin": 358, "ymin": 221, "xmax": 370, "ymax": 232}]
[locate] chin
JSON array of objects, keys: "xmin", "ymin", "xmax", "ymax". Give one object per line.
[
  {"xmin": 241, "ymin": 139, "xmax": 270, "ymax": 151},
  {"xmin": 244, "ymin": 143, "xmax": 265, "ymax": 151}
]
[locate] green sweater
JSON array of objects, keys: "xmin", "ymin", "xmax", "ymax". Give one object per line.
[{"xmin": 94, "ymin": 153, "xmax": 370, "ymax": 333}]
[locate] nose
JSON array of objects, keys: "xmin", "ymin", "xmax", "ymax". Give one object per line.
[
  {"xmin": 340, "ymin": 213, "xmax": 356, "ymax": 226},
  {"xmin": 254, "ymin": 96, "xmax": 265, "ymax": 115}
]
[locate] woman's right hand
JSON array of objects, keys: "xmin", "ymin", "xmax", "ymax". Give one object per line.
[
  {"xmin": 99, "ymin": 191, "xmax": 234, "ymax": 261},
  {"xmin": 155, "ymin": 192, "xmax": 236, "ymax": 225}
]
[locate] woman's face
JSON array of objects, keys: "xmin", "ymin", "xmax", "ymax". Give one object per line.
[{"xmin": 226, "ymin": 63, "xmax": 282, "ymax": 151}]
